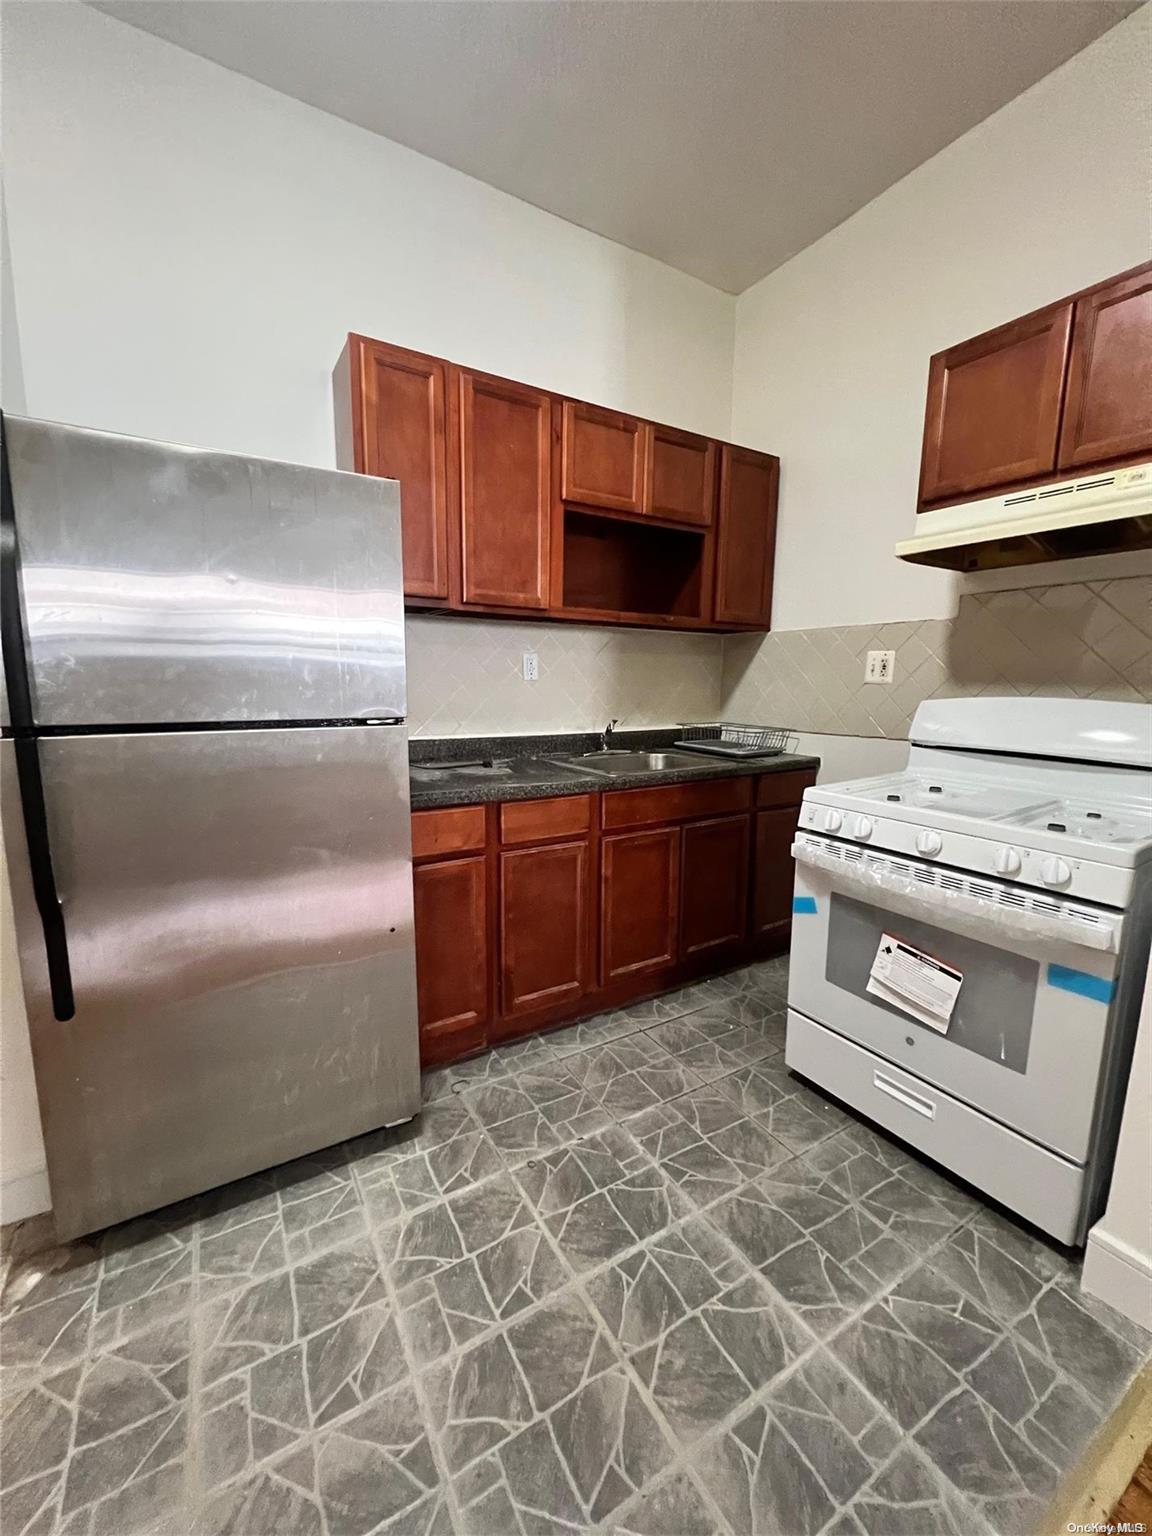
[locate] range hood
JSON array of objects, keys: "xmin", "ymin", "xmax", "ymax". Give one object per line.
[{"xmin": 895, "ymin": 462, "xmax": 1152, "ymax": 572}]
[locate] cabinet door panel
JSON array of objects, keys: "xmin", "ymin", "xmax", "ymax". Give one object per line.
[
  {"xmin": 413, "ymin": 856, "xmax": 489, "ymax": 1058},
  {"xmin": 360, "ymin": 341, "xmax": 450, "ymax": 599},
  {"xmin": 1059, "ymin": 265, "xmax": 1152, "ymax": 470},
  {"xmin": 460, "ymin": 373, "xmax": 551, "ymax": 608},
  {"xmin": 714, "ymin": 446, "xmax": 777, "ymax": 628},
  {"xmin": 562, "ymin": 402, "xmax": 646, "ymax": 512},
  {"xmin": 680, "ymin": 815, "xmax": 750, "ymax": 958},
  {"xmin": 601, "ymin": 827, "xmax": 679, "ymax": 983},
  {"xmin": 500, "ymin": 841, "xmax": 591, "ymax": 1017},
  {"xmin": 753, "ymin": 806, "xmax": 802, "ymax": 942},
  {"xmin": 919, "ymin": 303, "xmax": 1073, "ymax": 504},
  {"xmin": 648, "ymin": 426, "xmax": 716, "ymax": 526}
]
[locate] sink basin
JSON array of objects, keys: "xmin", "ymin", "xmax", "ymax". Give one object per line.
[
  {"xmin": 564, "ymin": 749, "xmax": 648, "ymax": 760},
  {"xmin": 550, "ymin": 750, "xmax": 705, "ymax": 777},
  {"xmin": 411, "ymin": 756, "xmax": 593, "ymax": 787}
]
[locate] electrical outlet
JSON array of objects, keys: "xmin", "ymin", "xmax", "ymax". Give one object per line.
[
  {"xmin": 522, "ymin": 652, "xmax": 539, "ymax": 682},
  {"xmin": 865, "ymin": 650, "xmax": 895, "ymax": 684}
]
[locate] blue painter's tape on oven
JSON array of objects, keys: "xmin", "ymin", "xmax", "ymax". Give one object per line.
[
  {"xmin": 1046, "ymin": 965, "xmax": 1115, "ymax": 1004},
  {"xmin": 792, "ymin": 896, "xmax": 818, "ymax": 915}
]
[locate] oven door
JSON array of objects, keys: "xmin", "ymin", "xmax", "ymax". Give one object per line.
[{"xmin": 787, "ymin": 840, "xmax": 1121, "ymax": 1163}]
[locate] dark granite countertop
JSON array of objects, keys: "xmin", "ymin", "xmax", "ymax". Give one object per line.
[{"xmin": 408, "ymin": 729, "xmax": 820, "ymax": 809}]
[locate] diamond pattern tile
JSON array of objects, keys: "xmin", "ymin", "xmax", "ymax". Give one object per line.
[{"xmin": 721, "ymin": 575, "xmax": 1151, "ymax": 738}]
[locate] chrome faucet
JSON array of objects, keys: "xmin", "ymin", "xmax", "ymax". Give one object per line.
[{"xmin": 600, "ymin": 718, "xmax": 620, "ymax": 752}]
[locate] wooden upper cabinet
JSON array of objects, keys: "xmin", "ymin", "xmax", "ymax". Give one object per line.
[
  {"xmin": 647, "ymin": 425, "xmax": 716, "ymax": 526},
  {"xmin": 459, "ymin": 372, "xmax": 551, "ymax": 609},
  {"xmin": 1059, "ymin": 264, "xmax": 1152, "ymax": 471},
  {"xmin": 338, "ymin": 334, "xmax": 776, "ymax": 631},
  {"xmin": 561, "ymin": 402, "xmax": 647, "ymax": 513},
  {"xmin": 714, "ymin": 445, "xmax": 777, "ymax": 628},
  {"xmin": 351, "ymin": 338, "xmax": 451, "ymax": 599},
  {"xmin": 918, "ymin": 302, "xmax": 1073, "ymax": 506}
]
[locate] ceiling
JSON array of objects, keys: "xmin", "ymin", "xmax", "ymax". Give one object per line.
[{"xmin": 91, "ymin": 0, "xmax": 1137, "ymax": 294}]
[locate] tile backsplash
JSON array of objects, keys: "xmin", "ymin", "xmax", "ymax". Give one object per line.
[
  {"xmin": 406, "ymin": 576, "xmax": 1149, "ymax": 742},
  {"xmin": 722, "ymin": 575, "xmax": 1151, "ymax": 739},
  {"xmin": 405, "ymin": 615, "xmax": 725, "ymax": 737}
]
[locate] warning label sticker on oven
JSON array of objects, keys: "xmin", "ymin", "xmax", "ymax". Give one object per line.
[{"xmin": 867, "ymin": 934, "xmax": 962, "ymax": 1033}]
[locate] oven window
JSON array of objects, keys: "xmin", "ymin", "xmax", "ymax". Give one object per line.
[{"xmin": 826, "ymin": 893, "xmax": 1039, "ymax": 1074}]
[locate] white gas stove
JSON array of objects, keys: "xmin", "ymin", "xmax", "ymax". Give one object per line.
[{"xmin": 785, "ymin": 697, "xmax": 1152, "ymax": 1245}]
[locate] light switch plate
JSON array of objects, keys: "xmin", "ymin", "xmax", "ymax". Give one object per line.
[
  {"xmin": 865, "ymin": 650, "xmax": 895, "ymax": 684},
  {"xmin": 522, "ymin": 652, "xmax": 539, "ymax": 682}
]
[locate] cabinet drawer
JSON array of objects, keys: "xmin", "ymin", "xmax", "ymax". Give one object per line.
[
  {"xmin": 500, "ymin": 795, "xmax": 593, "ymax": 846},
  {"xmin": 602, "ymin": 777, "xmax": 752, "ymax": 829},
  {"xmin": 411, "ymin": 806, "xmax": 487, "ymax": 861},
  {"xmin": 756, "ymin": 770, "xmax": 817, "ymax": 808}
]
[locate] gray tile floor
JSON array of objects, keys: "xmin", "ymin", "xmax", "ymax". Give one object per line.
[{"xmin": 2, "ymin": 957, "xmax": 1148, "ymax": 1535}]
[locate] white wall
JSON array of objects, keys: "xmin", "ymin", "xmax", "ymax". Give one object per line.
[
  {"xmin": 2, "ymin": 3, "xmax": 735, "ymax": 456},
  {"xmin": 731, "ymin": 1, "xmax": 1152, "ymax": 633},
  {"xmin": 0, "ymin": 0, "xmax": 736, "ymax": 1219},
  {"xmin": 1083, "ymin": 968, "xmax": 1152, "ymax": 1330}
]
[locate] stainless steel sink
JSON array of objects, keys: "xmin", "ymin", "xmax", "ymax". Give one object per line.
[{"xmin": 549, "ymin": 750, "xmax": 705, "ymax": 777}]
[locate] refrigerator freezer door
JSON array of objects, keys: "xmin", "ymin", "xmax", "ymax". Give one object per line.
[
  {"xmin": 4, "ymin": 416, "xmax": 405, "ymax": 726},
  {"xmin": 2, "ymin": 725, "xmax": 419, "ymax": 1238}
]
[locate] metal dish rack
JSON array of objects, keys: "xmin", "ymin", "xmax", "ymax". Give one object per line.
[{"xmin": 673, "ymin": 722, "xmax": 796, "ymax": 759}]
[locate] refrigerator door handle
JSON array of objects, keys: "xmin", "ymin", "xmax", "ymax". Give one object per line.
[
  {"xmin": 2, "ymin": 416, "xmax": 75, "ymax": 1021},
  {"xmin": 12, "ymin": 735, "xmax": 75, "ymax": 1021}
]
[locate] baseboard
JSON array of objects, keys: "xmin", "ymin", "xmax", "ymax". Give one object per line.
[
  {"xmin": 1082, "ymin": 1225, "xmax": 1152, "ymax": 1332},
  {"xmin": 0, "ymin": 1162, "xmax": 51, "ymax": 1226}
]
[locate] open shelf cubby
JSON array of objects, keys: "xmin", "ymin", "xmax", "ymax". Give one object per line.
[{"xmin": 561, "ymin": 509, "xmax": 706, "ymax": 620}]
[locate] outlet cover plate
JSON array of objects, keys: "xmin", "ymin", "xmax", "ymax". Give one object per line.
[{"xmin": 865, "ymin": 650, "xmax": 895, "ymax": 684}]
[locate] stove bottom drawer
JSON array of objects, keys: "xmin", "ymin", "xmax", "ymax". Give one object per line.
[{"xmin": 785, "ymin": 1008, "xmax": 1087, "ymax": 1245}]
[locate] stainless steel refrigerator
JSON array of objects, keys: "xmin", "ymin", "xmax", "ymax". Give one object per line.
[{"xmin": 1, "ymin": 414, "xmax": 420, "ymax": 1239}]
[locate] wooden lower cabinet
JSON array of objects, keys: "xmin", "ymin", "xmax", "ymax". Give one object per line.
[
  {"xmin": 412, "ymin": 768, "xmax": 815, "ymax": 1066},
  {"xmin": 412, "ymin": 855, "xmax": 489, "ymax": 1062},
  {"xmin": 753, "ymin": 805, "xmax": 804, "ymax": 944},
  {"xmin": 680, "ymin": 814, "xmax": 750, "ymax": 958},
  {"xmin": 601, "ymin": 827, "xmax": 680, "ymax": 983},
  {"xmin": 500, "ymin": 840, "xmax": 591, "ymax": 1017}
]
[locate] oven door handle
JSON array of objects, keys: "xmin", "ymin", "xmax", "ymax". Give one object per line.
[{"xmin": 873, "ymin": 1071, "xmax": 936, "ymax": 1120}]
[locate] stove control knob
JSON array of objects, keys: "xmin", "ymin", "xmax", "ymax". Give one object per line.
[
  {"xmin": 855, "ymin": 816, "xmax": 874, "ymax": 841},
  {"xmin": 1041, "ymin": 857, "xmax": 1072, "ymax": 889},
  {"xmin": 823, "ymin": 809, "xmax": 843, "ymax": 833},
  {"xmin": 995, "ymin": 847, "xmax": 1022, "ymax": 878},
  {"xmin": 916, "ymin": 830, "xmax": 943, "ymax": 857}
]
